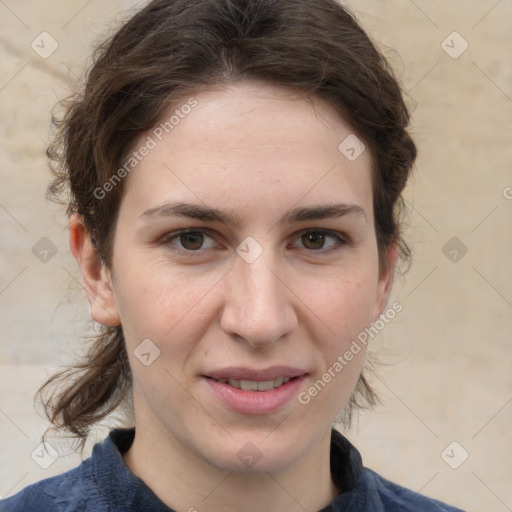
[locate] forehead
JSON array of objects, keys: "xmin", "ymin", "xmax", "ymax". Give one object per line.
[{"xmin": 119, "ymin": 80, "xmax": 373, "ymax": 221}]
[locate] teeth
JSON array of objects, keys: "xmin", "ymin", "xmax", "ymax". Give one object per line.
[
  {"xmin": 254, "ymin": 380, "xmax": 274, "ymax": 391},
  {"xmin": 240, "ymin": 380, "xmax": 259, "ymax": 391},
  {"xmin": 217, "ymin": 377, "xmax": 291, "ymax": 391},
  {"xmin": 229, "ymin": 378, "xmax": 242, "ymax": 389}
]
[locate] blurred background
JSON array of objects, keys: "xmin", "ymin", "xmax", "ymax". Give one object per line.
[{"xmin": 0, "ymin": 1, "xmax": 511, "ymax": 510}]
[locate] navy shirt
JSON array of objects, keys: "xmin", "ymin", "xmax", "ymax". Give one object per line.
[{"xmin": 0, "ymin": 428, "xmax": 465, "ymax": 511}]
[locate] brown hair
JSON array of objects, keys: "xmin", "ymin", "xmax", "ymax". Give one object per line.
[{"xmin": 38, "ymin": 0, "xmax": 416, "ymax": 447}]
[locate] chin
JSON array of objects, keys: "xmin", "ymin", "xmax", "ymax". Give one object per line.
[{"xmin": 194, "ymin": 426, "xmax": 310, "ymax": 475}]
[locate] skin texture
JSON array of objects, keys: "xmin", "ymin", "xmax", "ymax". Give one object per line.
[{"xmin": 70, "ymin": 80, "xmax": 395, "ymax": 512}]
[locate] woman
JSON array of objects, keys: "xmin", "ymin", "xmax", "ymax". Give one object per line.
[{"xmin": 0, "ymin": 0, "xmax": 464, "ymax": 510}]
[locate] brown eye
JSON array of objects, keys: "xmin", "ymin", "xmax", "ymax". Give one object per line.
[
  {"xmin": 301, "ymin": 231, "xmax": 327, "ymax": 250},
  {"xmin": 292, "ymin": 229, "xmax": 346, "ymax": 253},
  {"xmin": 179, "ymin": 231, "xmax": 204, "ymax": 250},
  {"xmin": 161, "ymin": 229, "xmax": 218, "ymax": 253}
]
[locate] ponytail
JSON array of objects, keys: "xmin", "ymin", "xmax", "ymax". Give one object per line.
[{"xmin": 36, "ymin": 326, "xmax": 132, "ymax": 450}]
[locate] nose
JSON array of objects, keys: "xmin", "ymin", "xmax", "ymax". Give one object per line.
[{"xmin": 220, "ymin": 253, "xmax": 298, "ymax": 348}]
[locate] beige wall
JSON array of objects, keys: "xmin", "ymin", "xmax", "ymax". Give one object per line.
[{"xmin": 0, "ymin": 1, "xmax": 510, "ymax": 510}]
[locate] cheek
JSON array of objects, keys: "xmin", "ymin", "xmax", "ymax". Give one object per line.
[
  {"xmin": 303, "ymin": 268, "xmax": 379, "ymax": 343},
  {"xmin": 299, "ymin": 269, "xmax": 378, "ymax": 399},
  {"xmin": 112, "ymin": 257, "xmax": 222, "ymax": 350},
  {"xmin": 114, "ymin": 264, "xmax": 219, "ymax": 410},
  {"xmin": 294, "ymin": 280, "xmax": 374, "ymax": 420}
]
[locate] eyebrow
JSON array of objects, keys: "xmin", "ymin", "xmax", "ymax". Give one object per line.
[{"xmin": 139, "ymin": 201, "xmax": 366, "ymax": 227}]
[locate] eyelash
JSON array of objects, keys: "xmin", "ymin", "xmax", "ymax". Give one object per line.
[{"xmin": 159, "ymin": 228, "xmax": 348, "ymax": 256}]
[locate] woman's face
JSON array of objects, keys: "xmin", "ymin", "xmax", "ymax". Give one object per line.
[{"xmin": 97, "ymin": 80, "xmax": 394, "ymax": 473}]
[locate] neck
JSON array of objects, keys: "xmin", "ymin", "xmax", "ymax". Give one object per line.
[{"xmin": 123, "ymin": 418, "xmax": 339, "ymax": 512}]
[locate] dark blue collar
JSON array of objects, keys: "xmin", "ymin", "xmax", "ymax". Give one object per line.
[{"xmin": 93, "ymin": 427, "xmax": 363, "ymax": 511}]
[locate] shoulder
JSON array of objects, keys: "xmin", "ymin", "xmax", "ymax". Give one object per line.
[
  {"xmin": 0, "ymin": 428, "xmax": 134, "ymax": 512},
  {"xmin": 0, "ymin": 460, "xmax": 91, "ymax": 512},
  {"xmin": 328, "ymin": 429, "xmax": 465, "ymax": 512},
  {"xmin": 361, "ymin": 467, "xmax": 466, "ymax": 511},
  {"xmin": 0, "ymin": 428, "xmax": 136, "ymax": 512}
]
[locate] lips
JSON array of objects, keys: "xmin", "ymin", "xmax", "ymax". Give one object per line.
[{"xmin": 202, "ymin": 366, "xmax": 308, "ymax": 414}]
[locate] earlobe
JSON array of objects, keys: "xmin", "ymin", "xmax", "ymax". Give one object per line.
[{"xmin": 69, "ymin": 213, "xmax": 121, "ymax": 327}]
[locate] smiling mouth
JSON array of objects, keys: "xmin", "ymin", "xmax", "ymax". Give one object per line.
[
  {"xmin": 207, "ymin": 376, "xmax": 297, "ymax": 391},
  {"xmin": 204, "ymin": 372, "xmax": 306, "ymax": 414}
]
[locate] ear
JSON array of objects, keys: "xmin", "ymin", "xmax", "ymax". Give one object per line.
[
  {"xmin": 69, "ymin": 213, "xmax": 121, "ymax": 327},
  {"xmin": 372, "ymin": 243, "xmax": 398, "ymax": 323}
]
